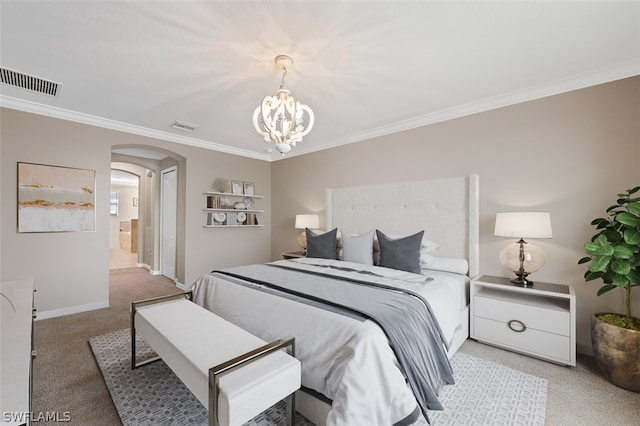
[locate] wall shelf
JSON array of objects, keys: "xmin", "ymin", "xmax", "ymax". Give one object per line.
[
  {"xmin": 203, "ymin": 209, "xmax": 264, "ymax": 213},
  {"xmin": 203, "ymin": 190, "xmax": 265, "ymax": 228},
  {"xmin": 202, "ymin": 224, "xmax": 264, "ymax": 228},
  {"xmin": 204, "ymin": 191, "xmax": 264, "ymax": 199}
]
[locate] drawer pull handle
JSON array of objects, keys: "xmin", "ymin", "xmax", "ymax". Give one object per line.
[{"xmin": 508, "ymin": 319, "xmax": 526, "ymax": 333}]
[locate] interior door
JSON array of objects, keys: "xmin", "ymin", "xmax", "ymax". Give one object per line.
[{"xmin": 160, "ymin": 166, "xmax": 177, "ymax": 280}]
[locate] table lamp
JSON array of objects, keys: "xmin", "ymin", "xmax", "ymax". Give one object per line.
[
  {"xmin": 494, "ymin": 212, "xmax": 552, "ymax": 286},
  {"xmin": 295, "ymin": 214, "xmax": 320, "ymax": 251}
]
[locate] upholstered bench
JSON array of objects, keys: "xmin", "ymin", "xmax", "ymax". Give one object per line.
[{"xmin": 130, "ymin": 292, "xmax": 301, "ymax": 426}]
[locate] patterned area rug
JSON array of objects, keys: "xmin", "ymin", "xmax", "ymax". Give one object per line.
[
  {"xmin": 427, "ymin": 352, "xmax": 547, "ymax": 425},
  {"xmin": 89, "ymin": 329, "xmax": 547, "ymax": 426}
]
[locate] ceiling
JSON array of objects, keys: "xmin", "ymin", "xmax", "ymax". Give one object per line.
[
  {"xmin": 1, "ymin": 1, "xmax": 639, "ymax": 162},
  {"xmin": 111, "ymin": 169, "xmax": 139, "ymax": 187}
]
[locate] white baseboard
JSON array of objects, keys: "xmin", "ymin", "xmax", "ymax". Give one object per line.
[
  {"xmin": 36, "ymin": 269, "xmax": 183, "ymax": 320},
  {"xmin": 136, "ymin": 263, "xmax": 182, "ymax": 288},
  {"xmin": 137, "ymin": 263, "xmax": 161, "ymax": 276},
  {"xmin": 35, "ymin": 300, "xmax": 109, "ymax": 320}
]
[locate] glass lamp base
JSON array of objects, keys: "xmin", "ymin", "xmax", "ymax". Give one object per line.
[
  {"xmin": 500, "ymin": 240, "xmax": 545, "ymax": 287},
  {"xmin": 297, "ymin": 231, "xmax": 307, "ymax": 250}
]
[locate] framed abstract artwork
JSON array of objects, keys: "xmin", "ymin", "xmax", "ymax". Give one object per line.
[{"xmin": 17, "ymin": 162, "xmax": 96, "ymax": 232}]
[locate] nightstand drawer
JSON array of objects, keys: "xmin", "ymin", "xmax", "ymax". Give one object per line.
[
  {"xmin": 471, "ymin": 275, "xmax": 576, "ymax": 366},
  {"xmin": 474, "ymin": 316, "xmax": 571, "ymax": 363},
  {"xmin": 474, "ymin": 288, "xmax": 570, "ymax": 336}
]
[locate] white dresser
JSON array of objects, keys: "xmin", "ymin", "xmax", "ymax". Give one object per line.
[
  {"xmin": 1, "ymin": 278, "xmax": 35, "ymax": 426},
  {"xmin": 470, "ymin": 275, "xmax": 576, "ymax": 366}
]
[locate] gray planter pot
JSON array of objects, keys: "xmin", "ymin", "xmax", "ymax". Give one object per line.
[{"xmin": 591, "ymin": 313, "xmax": 640, "ymax": 392}]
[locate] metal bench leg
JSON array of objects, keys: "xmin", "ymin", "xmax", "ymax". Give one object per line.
[
  {"xmin": 285, "ymin": 392, "xmax": 295, "ymax": 426},
  {"xmin": 130, "ymin": 291, "xmax": 193, "ymax": 370},
  {"xmin": 209, "ymin": 337, "xmax": 297, "ymax": 426}
]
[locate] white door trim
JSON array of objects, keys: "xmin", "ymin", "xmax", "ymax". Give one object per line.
[{"xmin": 160, "ymin": 166, "xmax": 177, "ymax": 280}]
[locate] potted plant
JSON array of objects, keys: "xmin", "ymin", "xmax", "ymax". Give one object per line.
[{"xmin": 578, "ymin": 185, "xmax": 640, "ymax": 392}]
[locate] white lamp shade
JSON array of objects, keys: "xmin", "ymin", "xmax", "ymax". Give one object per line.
[
  {"xmin": 295, "ymin": 214, "xmax": 320, "ymax": 230},
  {"xmin": 494, "ymin": 212, "xmax": 552, "ymax": 239}
]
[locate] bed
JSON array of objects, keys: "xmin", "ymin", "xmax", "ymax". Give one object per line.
[{"xmin": 189, "ymin": 175, "xmax": 479, "ymax": 425}]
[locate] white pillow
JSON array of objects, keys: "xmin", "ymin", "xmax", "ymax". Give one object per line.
[
  {"xmin": 421, "ymin": 256, "xmax": 469, "ymax": 275},
  {"xmin": 341, "ymin": 229, "xmax": 375, "ymax": 265},
  {"xmin": 420, "ymin": 251, "xmax": 435, "ymax": 267}
]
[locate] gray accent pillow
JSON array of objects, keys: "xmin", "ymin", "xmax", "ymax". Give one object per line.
[
  {"xmin": 306, "ymin": 228, "xmax": 338, "ymax": 259},
  {"xmin": 376, "ymin": 230, "xmax": 424, "ymax": 273},
  {"xmin": 342, "ymin": 229, "xmax": 375, "ymax": 265}
]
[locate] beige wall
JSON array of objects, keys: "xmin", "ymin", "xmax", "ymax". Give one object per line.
[
  {"xmin": 271, "ymin": 76, "xmax": 640, "ymax": 354},
  {"xmin": 1, "ymin": 108, "xmax": 271, "ymax": 318},
  {"xmin": 1, "ymin": 77, "xmax": 637, "ymax": 353}
]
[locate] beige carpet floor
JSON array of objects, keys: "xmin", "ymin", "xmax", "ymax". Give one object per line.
[
  {"xmin": 31, "ymin": 267, "xmax": 639, "ymax": 425},
  {"xmin": 32, "ymin": 267, "xmax": 181, "ymax": 425}
]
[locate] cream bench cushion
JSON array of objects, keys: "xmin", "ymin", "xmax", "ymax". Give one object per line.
[{"xmin": 132, "ymin": 294, "xmax": 300, "ymax": 426}]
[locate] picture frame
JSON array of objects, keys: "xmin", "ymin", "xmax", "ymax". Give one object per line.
[
  {"xmin": 243, "ymin": 181, "xmax": 255, "ymax": 196},
  {"xmin": 18, "ymin": 162, "xmax": 96, "ymax": 232},
  {"xmin": 231, "ymin": 180, "xmax": 244, "ymax": 195}
]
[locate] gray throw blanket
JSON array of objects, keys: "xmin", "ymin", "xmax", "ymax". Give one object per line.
[{"xmin": 213, "ymin": 262, "xmax": 454, "ymax": 423}]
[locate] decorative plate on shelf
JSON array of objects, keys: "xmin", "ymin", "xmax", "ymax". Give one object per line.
[
  {"xmin": 236, "ymin": 212, "xmax": 247, "ymax": 223},
  {"xmin": 213, "ymin": 212, "xmax": 226, "ymax": 224},
  {"xmin": 243, "ymin": 198, "xmax": 255, "ymax": 209}
]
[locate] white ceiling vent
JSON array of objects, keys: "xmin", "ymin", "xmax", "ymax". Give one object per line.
[
  {"xmin": 171, "ymin": 120, "xmax": 199, "ymax": 132},
  {"xmin": 0, "ymin": 67, "xmax": 60, "ymax": 97}
]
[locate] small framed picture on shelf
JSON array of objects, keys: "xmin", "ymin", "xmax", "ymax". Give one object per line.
[
  {"xmin": 231, "ymin": 180, "xmax": 244, "ymax": 195},
  {"xmin": 243, "ymin": 181, "xmax": 255, "ymax": 196}
]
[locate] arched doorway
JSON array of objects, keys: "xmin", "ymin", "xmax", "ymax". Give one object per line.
[
  {"xmin": 110, "ymin": 145, "xmax": 186, "ymax": 284},
  {"xmin": 109, "ymin": 169, "xmax": 140, "ymax": 269}
]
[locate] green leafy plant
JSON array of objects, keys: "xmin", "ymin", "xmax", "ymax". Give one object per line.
[{"xmin": 578, "ymin": 186, "xmax": 640, "ymax": 331}]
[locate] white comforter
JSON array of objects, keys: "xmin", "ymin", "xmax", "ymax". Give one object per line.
[{"xmin": 189, "ymin": 258, "xmax": 464, "ymax": 425}]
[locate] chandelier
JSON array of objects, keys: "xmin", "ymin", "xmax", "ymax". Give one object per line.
[{"xmin": 252, "ymin": 55, "xmax": 315, "ymax": 155}]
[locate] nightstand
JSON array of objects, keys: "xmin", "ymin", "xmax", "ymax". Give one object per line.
[
  {"xmin": 470, "ymin": 274, "xmax": 576, "ymax": 366},
  {"xmin": 281, "ymin": 251, "xmax": 306, "ymax": 259}
]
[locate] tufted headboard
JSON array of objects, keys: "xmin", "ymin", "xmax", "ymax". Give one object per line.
[{"xmin": 326, "ymin": 175, "xmax": 479, "ymax": 277}]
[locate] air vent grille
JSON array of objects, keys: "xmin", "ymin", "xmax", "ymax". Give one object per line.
[
  {"xmin": 171, "ymin": 120, "xmax": 199, "ymax": 132},
  {"xmin": 0, "ymin": 67, "xmax": 60, "ymax": 97}
]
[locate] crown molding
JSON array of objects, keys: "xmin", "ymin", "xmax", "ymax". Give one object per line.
[
  {"xmin": 0, "ymin": 96, "xmax": 272, "ymax": 162},
  {"xmin": 3, "ymin": 60, "xmax": 638, "ymax": 163},
  {"xmin": 276, "ymin": 61, "xmax": 640, "ymax": 160}
]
